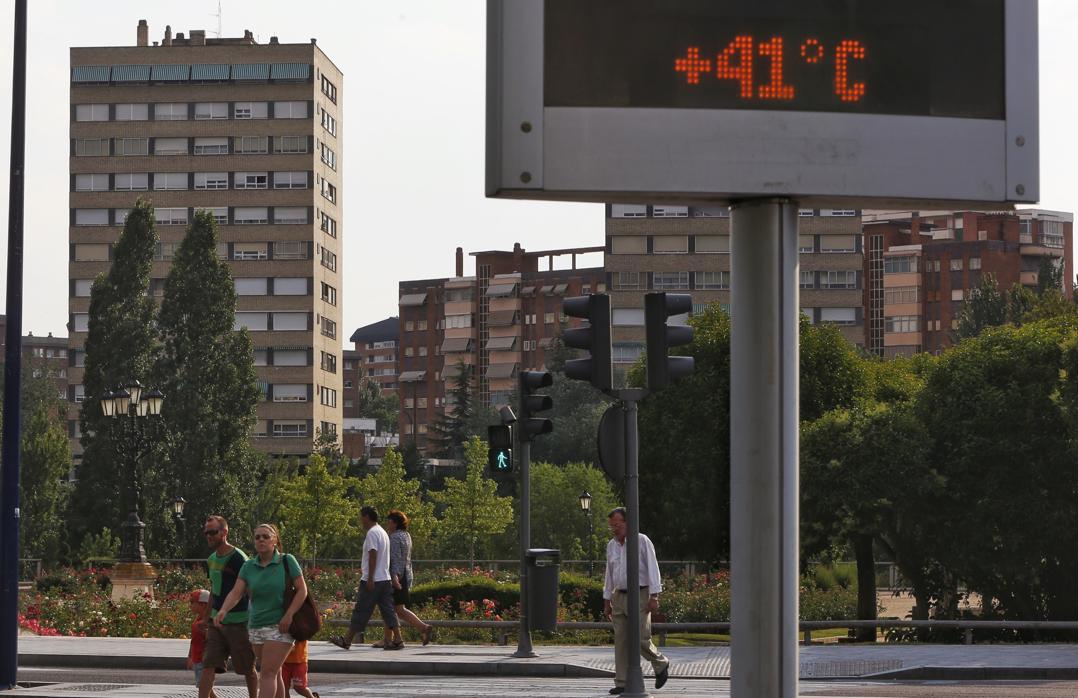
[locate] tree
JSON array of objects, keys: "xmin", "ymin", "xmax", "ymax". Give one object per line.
[
  {"xmin": 432, "ymin": 436, "xmax": 515, "ymax": 566},
  {"xmin": 153, "ymin": 209, "xmax": 262, "ymax": 555},
  {"xmin": 429, "ymin": 360, "xmax": 475, "ymax": 459},
  {"xmin": 73, "ymin": 199, "xmax": 160, "ymax": 546},
  {"xmin": 529, "ymin": 337, "xmax": 610, "ymax": 467},
  {"xmin": 355, "ymin": 447, "xmax": 435, "ymax": 552},
  {"xmin": 313, "ymin": 427, "xmax": 345, "ymax": 473},
  {"xmin": 354, "ymin": 378, "xmax": 399, "ymax": 434},
  {"xmin": 278, "ymin": 454, "xmax": 360, "ymax": 562},
  {"xmin": 954, "ymin": 273, "xmax": 1007, "ymax": 341},
  {"xmin": 1037, "ymin": 255, "xmax": 1064, "ymax": 297},
  {"xmin": 526, "ymin": 461, "xmax": 619, "ymax": 569}
]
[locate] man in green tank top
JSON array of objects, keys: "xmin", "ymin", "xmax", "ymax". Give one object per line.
[{"xmin": 200, "ymin": 515, "xmax": 257, "ymax": 698}]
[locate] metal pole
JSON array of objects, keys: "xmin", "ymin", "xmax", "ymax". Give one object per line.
[
  {"xmin": 588, "ymin": 510, "xmax": 594, "ymax": 578},
  {"xmin": 513, "ymin": 434, "xmax": 534, "ymax": 657},
  {"xmin": 623, "ymin": 397, "xmax": 649, "ymax": 697},
  {"xmin": 0, "ymin": 0, "xmax": 28, "ymax": 689},
  {"xmin": 730, "ymin": 199, "xmax": 800, "ymax": 698}
]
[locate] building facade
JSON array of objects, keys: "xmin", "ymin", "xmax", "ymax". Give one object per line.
[
  {"xmin": 69, "ymin": 21, "xmax": 344, "ymax": 462},
  {"xmin": 344, "ymin": 317, "xmax": 399, "ymax": 460},
  {"xmin": 863, "ymin": 209, "xmax": 1074, "ymax": 357}
]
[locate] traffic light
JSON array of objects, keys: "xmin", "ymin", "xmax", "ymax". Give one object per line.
[
  {"xmin": 645, "ymin": 292, "xmax": 695, "ymax": 390},
  {"xmin": 519, "ymin": 370, "xmax": 554, "ymax": 442},
  {"xmin": 561, "ymin": 294, "xmax": 612, "ymax": 390},
  {"xmin": 488, "ymin": 424, "xmax": 513, "ymax": 472}
]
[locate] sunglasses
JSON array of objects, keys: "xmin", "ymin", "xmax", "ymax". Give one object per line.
[
  {"xmin": 253, "ymin": 533, "xmax": 273, "ymax": 541},
  {"xmin": 203, "ymin": 529, "xmax": 220, "ymax": 536}
]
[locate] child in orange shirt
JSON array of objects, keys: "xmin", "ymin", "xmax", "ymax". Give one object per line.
[
  {"xmin": 186, "ymin": 589, "xmax": 218, "ymax": 698},
  {"xmin": 282, "ymin": 639, "xmax": 318, "ymax": 697}
]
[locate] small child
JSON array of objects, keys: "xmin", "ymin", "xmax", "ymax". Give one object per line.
[
  {"xmin": 186, "ymin": 589, "xmax": 218, "ymax": 698},
  {"xmin": 282, "ymin": 639, "xmax": 318, "ymax": 698}
]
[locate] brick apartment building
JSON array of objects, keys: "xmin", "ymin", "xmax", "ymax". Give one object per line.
[
  {"xmin": 0, "ymin": 318, "xmax": 70, "ymax": 401},
  {"xmin": 863, "ymin": 209, "xmax": 1074, "ymax": 357},
  {"xmin": 68, "ymin": 21, "xmax": 343, "ymax": 465},
  {"xmin": 397, "ymin": 244, "xmax": 605, "ymax": 454},
  {"xmin": 343, "ymin": 317, "xmax": 399, "ymax": 460}
]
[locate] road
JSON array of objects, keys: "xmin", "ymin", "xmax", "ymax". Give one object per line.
[{"xmin": 14, "ymin": 668, "xmax": 1078, "ymax": 697}]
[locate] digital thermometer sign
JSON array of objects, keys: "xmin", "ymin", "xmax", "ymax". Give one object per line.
[{"xmin": 544, "ymin": 0, "xmax": 1005, "ymax": 118}]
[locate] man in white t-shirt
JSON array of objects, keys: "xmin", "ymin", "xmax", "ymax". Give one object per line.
[{"xmin": 330, "ymin": 506, "xmax": 400, "ymax": 650}]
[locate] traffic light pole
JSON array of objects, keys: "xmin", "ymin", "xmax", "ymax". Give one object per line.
[
  {"xmin": 729, "ymin": 199, "xmax": 800, "ymax": 698},
  {"xmin": 513, "ymin": 434, "xmax": 535, "ymax": 657},
  {"xmin": 620, "ymin": 390, "xmax": 648, "ymax": 698}
]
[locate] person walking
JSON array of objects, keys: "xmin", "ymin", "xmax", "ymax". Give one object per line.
[
  {"xmin": 379, "ymin": 509, "xmax": 434, "ymax": 649},
  {"xmin": 214, "ymin": 523, "xmax": 308, "ymax": 698},
  {"xmin": 329, "ymin": 506, "xmax": 400, "ymax": 649},
  {"xmin": 200, "ymin": 516, "xmax": 257, "ymax": 698},
  {"xmin": 603, "ymin": 507, "xmax": 670, "ymax": 695},
  {"xmin": 185, "ymin": 589, "xmax": 218, "ymax": 698}
]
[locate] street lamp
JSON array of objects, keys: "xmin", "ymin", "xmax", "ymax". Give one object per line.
[
  {"xmin": 579, "ymin": 489, "xmax": 594, "ymax": 577},
  {"xmin": 170, "ymin": 495, "xmax": 186, "ymax": 559},
  {"xmin": 99, "ymin": 380, "xmax": 165, "ymax": 563}
]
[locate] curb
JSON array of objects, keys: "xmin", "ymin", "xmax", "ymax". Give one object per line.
[{"xmin": 866, "ymin": 666, "xmax": 1078, "ymax": 681}]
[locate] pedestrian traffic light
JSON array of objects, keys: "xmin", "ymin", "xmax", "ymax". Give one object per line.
[
  {"xmin": 645, "ymin": 292, "xmax": 695, "ymax": 390},
  {"xmin": 561, "ymin": 294, "xmax": 612, "ymax": 390},
  {"xmin": 488, "ymin": 424, "xmax": 513, "ymax": 472},
  {"xmin": 519, "ymin": 370, "xmax": 554, "ymax": 442}
]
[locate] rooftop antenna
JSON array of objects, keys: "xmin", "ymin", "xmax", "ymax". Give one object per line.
[{"xmin": 210, "ymin": 0, "xmax": 222, "ymax": 37}]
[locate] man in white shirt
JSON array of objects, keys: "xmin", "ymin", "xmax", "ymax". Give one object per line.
[
  {"xmin": 603, "ymin": 507, "xmax": 670, "ymax": 694},
  {"xmin": 330, "ymin": 506, "xmax": 400, "ymax": 650}
]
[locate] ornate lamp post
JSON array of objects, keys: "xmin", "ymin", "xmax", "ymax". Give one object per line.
[
  {"xmin": 579, "ymin": 489, "xmax": 594, "ymax": 577},
  {"xmin": 170, "ymin": 495, "xmax": 186, "ymax": 559},
  {"xmin": 99, "ymin": 379, "xmax": 165, "ymax": 565}
]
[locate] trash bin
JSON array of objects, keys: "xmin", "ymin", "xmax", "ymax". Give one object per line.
[{"xmin": 526, "ymin": 548, "xmax": 560, "ymax": 631}]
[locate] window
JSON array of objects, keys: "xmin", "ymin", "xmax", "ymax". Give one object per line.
[
  {"xmin": 822, "ymin": 270, "xmax": 857, "ymax": 289},
  {"xmin": 612, "ymin": 308, "xmax": 646, "ymax": 326},
  {"xmin": 321, "ymin": 76, "xmax": 337, "ymax": 103},
  {"xmin": 883, "ymin": 287, "xmax": 918, "ymax": 305},
  {"xmin": 319, "ymin": 211, "xmax": 337, "ymax": 237},
  {"xmin": 320, "ymin": 316, "xmax": 337, "ymax": 339},
  {"xmin": 193, "ymin": 137, "xmax": 228, "ymax": 155},
  {"xmin": 253, "ymin": 420, "xmax": 268, "ymax": 436},
  {"xmin": 274, "ymin": 350, "xmax": 308, "ymax": 366},
  {"xmin": 653, "ymin": 205, "xmax": 689, "ymax": 217},
  {"xmin": 320, "ymin": 177, "xmax": 336, "ymax": 203},
  {"xmin": 653, "ymin": 236, "xmax": 689, "ymax": 254},
  {"xmin": 194, "ymin": 172, "xmax": 228, "ymax": 190},
  {"xmin": 696, "ymin": 271, "xmax": 729, "ymax": 290},
  {"xmin": 272, "ymin": 421, "xmax": 308, "ymax": 437},
  {"xmin": 949, "ymin": 258, "xmax": 963, "ymax": 271},
  {"xmin": 274, "ymin": 101, "xmax": 308, "ymax": 118},
  {"xmin": 271, "ymin": 278, "xmax": 306, "ymax": 296},
  {"xmin": 235, "ymin": 172, "xmax": 268, "ymax": 190},
  {"xmin": 74, "ymin": 209, "xmax": 109, "ymax": 226},
  {"xmin": 75, "ymin": 104, "xmax": 108, "ymax": 121},
  {"xmin": 1042, "ymin": 220, "xmax": 1065, "ymax": 248},
  {"xmin": 695, "ymin": 235, "xmax": 729, "ymax": 253},
  {"xmin": 611, "ymin": 204, "xmax": 647, "ymax": 217},
  {"xmin": 969, "ymin": 257, "xmax": 982, "ymax": 270},
  {"xmin": 155, "ymin": 207, "xmax": 188, "ymax": 226},
  {"xmin": 610, "ymin": 236, "xmax": 646, "ymax": 254},
  {"xmin": 114, "ymin": 173, "xmax": 148, "ymax": 191},
  {"xmin": 274, "ymin": 135, "xmax": 307, "ymax": 153},
  {"xmin": 273, "ymin": 385, "xmax": 308, "ymax": 403},
  {"xmin": 115, "ymin": 138, "xmax": 149, "ymax": 156},
  {"xmin": 274, "ymin": 171, "xmax": 308, "ymax": 189},
  {"xmin": 653, "ymin": 271, "xmax": 689, "ymax": 290},
  {"xmin": 199, "ymin": 207, "xmax": 228, "ymax": 225},
  {"xmin": 74, "ymin": 244, "xmax": 109, "ymax": 261},
  {"xmin": 233, "ymin": 101, "xmax": 268, "ymax": 119},
  {"xmin": 75, "ymin": 138, "xmax": 110, "ymax": 156},
  {"xmin": 114, "ymin": 208, "xmax": 134, "ymax": 225},
  {"xmin": 274, "ymin": 207, "xmax": 308, "ymax": 224},
  {"xmin": 235, "ymin": 136, "xmax": 268, "ymax": 154},
  {"xmin": 799, "ymin": 270, "xmax": 815, "ymax": 288},
  {"xmin": 320, "ymin": 107, "xmax": 337, "ymax": 136},
  {"xmin": 233, "ymin": 207, "xmax": 268, "ymax": 224},
  {"xmin": 951, "ymin": 289, "xmax": 965, "ymax": 301},
  {"xmin": 194, "ymin": 102, "xmax": 228, "ymax": 120},
  {"xmin": 1019, "ymin": 219, "xmax": 1033, "ymax": 243},
  {"xmin": 320, "ymin": 247, "xmax": 337, "ymax": 271},
  {"xmin": 444, "ymin": 313, "xmax": 471, "ymax": 329},
  {"xmin": 233, "ymin": 242, "xmax": 268, "ymax": 260},
  {"xmin": 74, "ymin": 279, "xmax": 94, "ymax": 296},
  {"xmin": 417, "ymin": 320, "xmax": 428, "ymax": 331},
  {"xmin": 884, "ymin": 256, "xmax": 917, "ymax": 274},
  {"xmin": 828, "ymin": 209, "xmax": 857, "ymax": 217},
  {"xmin": 154, "ymin": 137, "xmax": 188, "ymax": 155},
  {"xmin": 153, "ymin": 172, "xmax": 187, "ymax": 190},
  {"xmin": 155, "ymin": 102, "xmax": 187, "ymax": 120},
  {"xmin": 234, "ymin": 312, "xmax": 269, "ymax": 331},
  {"xmin": 235, "ymin": 278, "xmax": 268, "ymax": 295},
  {"xmin": 885, "ymin": 315, "xmax": 919, "ymax": 333},
  {"xmin": 319, "ymin": 386, "xmax": 337, "ymax": 407},
  {"xmin": 613, "ymin": 343, "xmax": 645, "ymax": 364},
  {"xmin": 820, "ymin": 235, "xmax": 857, "ymax": 253},
  {"xmin": 319, "ymin": 142, "xmax": 337, "ymax": 170},
  {"xmin": 75, "ymin": 174, "xmax": 109, "ymax": 192},
  {"xmin": 273, "ymin": 312, "xmax": 308, "ymax": 330},
  {"xmin": 798, "ymin": 235, "xmax": 815, "ymax": 253},
  {"xmin": 273, "ymin": 241, "xmax": 308, "ymax": 260},
  {"xmin": 321, "ymin": 351, "xmax": 337, "ymax": 373},
  {"xmin": 320, "ymin": 282, "xmax": 337, "ymax": 305},
  {"xmin": 153, "ymin": 242, "xmax": 180, "ymax": 260},
  {"xmin": 820, "ymin": 308, "xmax": 858, "ymax": 325},
  {"xmin": 114, "ymin": 103, "xmax": 148, "ymax": 121}
]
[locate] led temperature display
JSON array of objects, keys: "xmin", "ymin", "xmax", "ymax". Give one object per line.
[{"xmin": 545, "ymin": 0, "xmax": 1005, "ymax": 119}]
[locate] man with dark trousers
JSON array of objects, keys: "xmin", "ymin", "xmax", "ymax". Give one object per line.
[
  {"xmin": 330, "ymin": 506, "xmax": 400, "ymax": 649},
  {"xmin": 200, "ymin": 515, "xmax": 257, "ymax": 698}
]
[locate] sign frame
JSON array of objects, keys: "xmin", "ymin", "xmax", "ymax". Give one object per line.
[{"xmin": 486, "ymin": 0, "xmax": 1039, "ymax": 208}]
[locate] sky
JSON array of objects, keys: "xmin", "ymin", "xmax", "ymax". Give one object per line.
[{"xmin": 0, "ymin": 1, "xmax": 1076, "ymax": 341}]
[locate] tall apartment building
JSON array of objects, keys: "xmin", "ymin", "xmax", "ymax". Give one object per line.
[
  {"xmin": 863, "ymin": 209, "xmax": 1074, "ymax": 357},
  {"xmin": 343, "ymin": 317, "xmax": 399, "ymax": 460},
  {"xmin": 398, "ymin": 244, "xmax": 605, "ymax": 454},
  {"xmin": 606, "ymin": 204, "xmax": 864, "ymax": 375},
  {"xmin": 69, "ymin": 21, "xmax": 343, "ymax": 462}
]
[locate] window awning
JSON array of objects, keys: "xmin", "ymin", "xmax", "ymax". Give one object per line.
[
  {"xmin": 71, "ymin": 65, "xmax": 110, "ymax": 83},
  {"xmin": 485, "ymin": 363, "xmax": 518, "ymax": 379},
  {"xmin": 399, "ymin": 370, "xmax": 426, "ymax": 382},
  {"xmin": 111, "ymin": 64, "xmax": 151, "ymax": 82},
  {"xmin": 232, "ymin": 63, "xmax": 270, "ymax": 81},
  {"xmin": 441, "ymin": 337, "xmax": 472, "ymax": 353},
  {"xmin": 271, "ymin": 63, "xmax": 311, "ymax": 80},
  {"xmin": 399, "ymin": 293, "xmax": 427, "ymax": 307},
  {"xmin": 521, "ymin": 286, "xmax": 536, "ymax": 296},
  {"xmin": 151, "ymin": 64, "xmax": 190, "ymax": 81},
  {"xmin": 486, "ymin": 283, "xmax": 517, "ymax": 297},
  {"xmin": 552, "ymin": 283, "xmax": 569, "ymax": 295},
  {"xmin": 191, "ymin": 63, "xmax": 230, "ymax": 81},
  {"xmin": 487, "ymin": 310, "xmax": 518, "ymax": 327},
  {"xmin": 485, "ymin": 336, "xmax": 517, "ymax": 351},
  {"xmin": 539, "ymin": 285, "xmax": 555, "ymax": 295}
]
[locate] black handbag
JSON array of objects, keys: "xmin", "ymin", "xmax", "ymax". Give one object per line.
[{"xmin": 281, "ymin": 554, "xmax": 321, "ymax": 641}]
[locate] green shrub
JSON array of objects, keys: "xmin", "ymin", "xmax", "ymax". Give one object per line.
[
  {"xmin": 558, "ymin": 572, "xmax": 604, "ymax": 620},
  {"xmin": 35, "ymin": 574, "xmax": 75, "ymax": 595},
  {"xmin": 409, "ymin": 575, "xmax": 520, "ymax": 614}
]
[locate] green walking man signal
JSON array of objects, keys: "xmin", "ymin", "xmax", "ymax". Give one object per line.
[{"xmin": 488, "ymin": 424, "xmax": 513, "ymax": 472}]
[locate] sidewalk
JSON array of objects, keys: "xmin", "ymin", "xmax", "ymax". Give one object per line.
[{"xmin": 16, "ymin": 636, "xmax": 1078, "ymax": 681}]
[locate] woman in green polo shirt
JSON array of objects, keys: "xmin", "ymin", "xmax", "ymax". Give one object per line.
[{"xmin": 214, "ymin": 523, "xmax": 307, "ymax": 698}]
